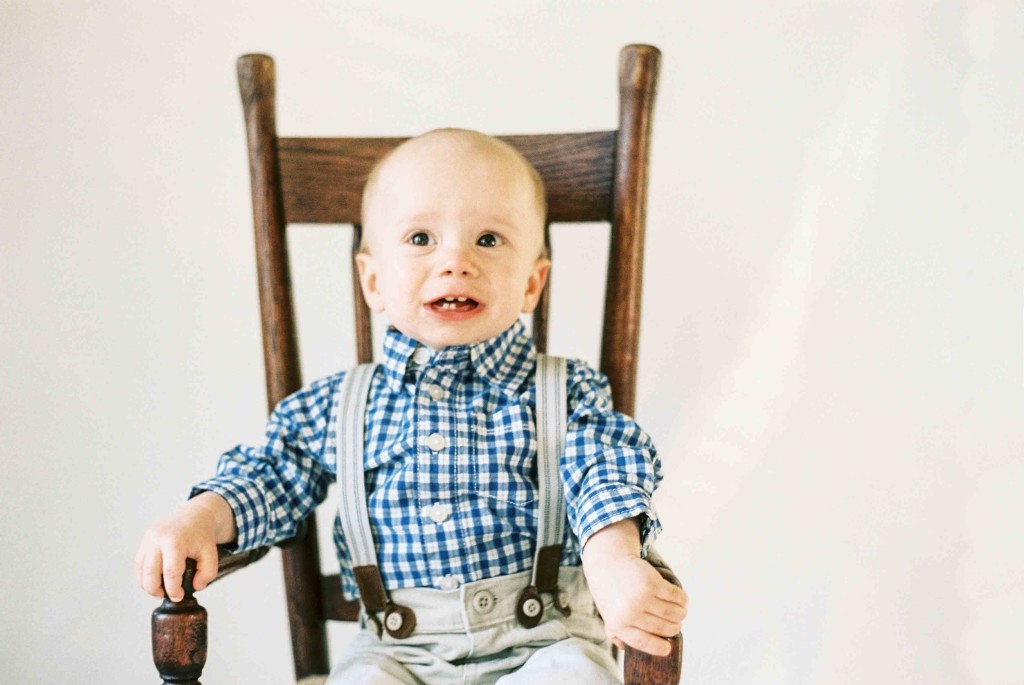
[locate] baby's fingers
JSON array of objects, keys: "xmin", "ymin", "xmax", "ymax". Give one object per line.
[
  {"xmin": 140, "ymin": 548, "xmax": 167, "ymax": 599},
  {"xmin": 193, "ymin": 546, "xmax": 219, "ymax": 592},
  {"xmin": 633, "ymin": 610, "xmax": 683, "ymax": 638},
  {"xmin": 657, "ymin": 580, "xmax": 689, "ymax": 610},
  {"xmin": 647, "ymin": 596, "xmax": 688, "ymax": 626},
  {"xmin": 617, "ymin": 625, "xmax": 674, "ymax": 658},
  {"xmin": 161, "ymin": 551, "xmax": 187, "ymax": 603}
]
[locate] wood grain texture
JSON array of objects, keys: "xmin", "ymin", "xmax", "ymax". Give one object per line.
[
  {"xmin": 278, "ymin": 132, "xmax": 616, "ymax": 225},
  {"xmin": 151, "ymin": 560, "xmax": 206, "ymax": 685},
  {"xmin": 602, "ymin": 43, "xmax": 661, "ymax": 418},
  {"xmin": 237, "ymin": 52, "xmax": 329, "ymax": 680},
  {"xmin": 625, "ymin": 634, "xmax": 684, "ymax": 685}
]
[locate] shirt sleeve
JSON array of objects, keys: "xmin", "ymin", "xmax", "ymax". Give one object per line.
[
  {"xmin": 190, "ymin": 373, "xmax": 342, "ymax": 552},
  {"xmin": 560, "ymin": 359, "xmax": 663, "ymax": 557}
]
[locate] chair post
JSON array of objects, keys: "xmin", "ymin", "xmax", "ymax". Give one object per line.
[
  {"xmin": 237, "ymin": 53, "xmax": 330, "ymax": 680},
  {"xmin": 603, "ymin": 44, "xmax": 661, "ymax": 417},
  {"xmin": 151, "ymin": 560, "xmax": 207, "ymax": 685}
]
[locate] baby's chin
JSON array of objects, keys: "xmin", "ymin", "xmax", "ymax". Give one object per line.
[{"xmin": 400, "ymin": 319, "xmax": 522, "ymax": 351}]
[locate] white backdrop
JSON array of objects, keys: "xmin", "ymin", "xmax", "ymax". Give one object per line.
[{"xmin": 1, "ymin": 1, "xmax": 1021, "ymax": 683}]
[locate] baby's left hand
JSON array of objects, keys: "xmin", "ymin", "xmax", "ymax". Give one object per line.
[{"xmin": 583, "ymin": 543, "xmax": 688, "ymax": 657}]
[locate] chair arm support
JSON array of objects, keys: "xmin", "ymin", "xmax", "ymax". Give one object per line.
[{"xmin": 622, "ymin": 548, "xmax": 684, "ymax": 685}]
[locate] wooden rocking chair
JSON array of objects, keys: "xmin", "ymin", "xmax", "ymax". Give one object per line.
[{"xmin": 150, "ymin": 43, "xmax": 683, "ymax": 685}]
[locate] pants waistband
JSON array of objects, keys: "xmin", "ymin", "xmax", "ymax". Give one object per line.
[{"xmin": 362, "ymin": 566, "xmax": 595, "ymax": 634}]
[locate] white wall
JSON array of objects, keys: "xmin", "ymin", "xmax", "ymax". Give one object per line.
[{"xmin": 1, "ymin": 1, "xmax": 1021, "ymax": 683}]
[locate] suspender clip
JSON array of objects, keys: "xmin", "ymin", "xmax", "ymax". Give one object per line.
[
  {"xmin": 383, "ymin": 602, "xmax": 417, "ymax": 639},
  {"xmin": 550, "ymin": 587, "xmax": 572, "ymax": 617},
  {"xmin": 515, "ymin": 585, "xmax": 544, "ymax": 628}
]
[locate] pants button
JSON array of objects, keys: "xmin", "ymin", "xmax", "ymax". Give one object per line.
[{"xmin": 472, "ymin": 589, "xmax": 497, "ymax": 614}]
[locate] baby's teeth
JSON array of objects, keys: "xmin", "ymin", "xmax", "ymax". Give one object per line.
[{"xmin": 457, "ymin": 297, "xmax": 467, "ymax": 302}]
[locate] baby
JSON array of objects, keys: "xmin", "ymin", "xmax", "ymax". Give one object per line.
[{"xmin": 137, "ymin": 128, "xmax": 688, "ymax": 683}]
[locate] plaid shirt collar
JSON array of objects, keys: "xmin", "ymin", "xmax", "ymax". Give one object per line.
[{"xmin": 381, "ymin": 319, "xmax": 535, "ymax": 396}]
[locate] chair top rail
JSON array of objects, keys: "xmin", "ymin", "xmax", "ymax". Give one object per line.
[{"xmin": 278, "ymin": 131, "xmax": 617, "ymax": 225}]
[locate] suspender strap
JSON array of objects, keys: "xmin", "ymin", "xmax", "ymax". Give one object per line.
[
  {"xmin": 517, "ymin": 354, "xmax": 572, "ymax": 627},
  {"xmin": 531, "ymin": 353, "xmax": 567, "ymax": 591},
  {"xmin": 334, "ymin": 364, "xmax": 379, "ymax": 573},
  {"xmin": 334, "ymin": 363, "xmax": 416, "ymax": 639}
]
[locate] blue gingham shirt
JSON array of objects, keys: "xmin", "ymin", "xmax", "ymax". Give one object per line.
[{"xmin": 194, "ymin": 320, "xmax": 662, "ymax": 600}]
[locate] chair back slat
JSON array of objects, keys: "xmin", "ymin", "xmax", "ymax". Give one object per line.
[{"xmin": 278, "ymin": 132, "xmax": 616, "ymax": 224}]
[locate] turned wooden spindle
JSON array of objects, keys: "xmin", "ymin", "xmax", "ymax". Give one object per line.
[{"xmin": 152, "ymin": 558, "xmax": 208, "ymax": 684}]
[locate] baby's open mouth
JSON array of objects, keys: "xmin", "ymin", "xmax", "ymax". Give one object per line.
[{"xmin": 430, "ymin": 296, "xmax": 480, "ymax": 312}]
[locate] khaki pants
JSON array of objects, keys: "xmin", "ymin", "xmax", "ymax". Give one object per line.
[{"xmin": 327, "ymin": 567, "xmax": 621, "ymax": 684}]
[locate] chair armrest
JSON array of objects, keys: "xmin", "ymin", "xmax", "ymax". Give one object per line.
[
  {"xmin": 206, "ymin": 544, "xmax": 272, "ymax": 586},
  {"xmin": 622, "ymin": 547, "xmax": 684, "ymax": 685},
  {"xmin": 204, "ymin": 516, "xmax": 309, "ymax": 587}
]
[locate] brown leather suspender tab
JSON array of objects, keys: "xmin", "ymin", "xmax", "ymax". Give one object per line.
[
  {"xmin": 534, "ymin": 544, "xmax": 563, "ymax": 592},
  {"xmin": 352, "ymin": 565, "xmax": 388, "ymax": 613},
  {"xmin": 535, "ymin": 543, "xmax": 572, "ymax": 617}
]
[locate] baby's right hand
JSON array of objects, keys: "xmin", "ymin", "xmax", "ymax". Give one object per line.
[{"xmin": 135, "ymin": 492, "xmax": 233, "ymax": 602}]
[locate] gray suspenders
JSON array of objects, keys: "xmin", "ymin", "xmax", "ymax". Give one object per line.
[
  {"xmin": 333, "ymin": 363, "xmax": 416, "ymax": 638},
  {"xmin": 515, "ymin": 354, "xmax": 572, "ymax": 627},
  {"xmin": 333, "ymin": 354, "xmax": 571, "ymax": 638}
]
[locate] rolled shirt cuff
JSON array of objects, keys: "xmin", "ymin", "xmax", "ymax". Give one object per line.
[
  {"xmin": 576, "ymin": 482, "xmax": 662, "ymax": 559},
  {"xmin": 189, "ymin": 476, "xmax": 273, "ymax": 552}
]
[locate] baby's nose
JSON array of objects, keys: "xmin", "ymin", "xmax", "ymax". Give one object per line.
[{"xmin": 437, "ymin": 246, "xmax": 477, "ymax": 276}]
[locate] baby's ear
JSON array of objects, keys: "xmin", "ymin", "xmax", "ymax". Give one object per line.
[
  {"xmin": 521, "ymin": 257, "xmax": 551, "ymax": 314},
  {"xmin": 354, "ymin": 253, "xmax": 386, "ymax": 313}
]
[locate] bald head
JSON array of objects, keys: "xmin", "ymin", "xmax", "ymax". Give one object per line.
[{"xmin": 360, "ymin": 128, "xmax": 547, "ymax": 254}]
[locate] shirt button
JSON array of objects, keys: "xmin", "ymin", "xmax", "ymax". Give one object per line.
[
  {"xmin": 426, "ymin": 502, "xmax": 452, "ymax": 524},
  {"xmin": 472, "ymin": 589, "xmax": 497, "ymax": 614},
  {"xmin": 413, "ymin": 347, "xmax": 432, "ymax": 365},
  {"xmin": 438, "ymin": 575, "xmax": 460, "ymax": 591},
  {"xmin": 424, "ymin": 433, "xmax": 446, "ymax": 451},
  {"xmin": 426, "ymin": 384, "xmax": 445, "ymax": 400}
]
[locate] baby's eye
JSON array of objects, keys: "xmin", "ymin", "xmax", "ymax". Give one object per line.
[
  {"xmin": 409, "ymin": 232, "xmax": 433, "ymax": 246},
  {"xmin": 477, "ymin": 233, "xmax": 502, "ymax": 248}
]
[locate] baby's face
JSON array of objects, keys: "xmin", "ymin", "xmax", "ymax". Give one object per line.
[{"xmin": 355, "ymin": 132, "xmax": 550, "ymax": 350}]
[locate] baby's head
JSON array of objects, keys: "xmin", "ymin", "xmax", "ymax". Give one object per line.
[{"xmin": 355, "ymin": 128, "xmax": 551, "ymax": 350}]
